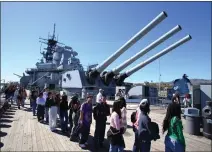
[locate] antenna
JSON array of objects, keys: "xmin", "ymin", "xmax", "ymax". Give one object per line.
[
  {"xmin": 40, "ymin": 43, "xmax": 42, "ymax": 53},
  {"xmin": 52, "ymin": 23, "xmax": 56, "ymax": 40}
]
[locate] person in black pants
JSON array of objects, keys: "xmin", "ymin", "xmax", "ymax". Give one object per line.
[
  {"xmin": 93, "ymin": 94, "xmax": 110, "ymax": 149},
  {"xmin": 36, "ymin": 92, "xmax": 46, "ymax": 122},
  {"xmin": 60, "ymin": 95, "xmax": 69, "ymax": 133},
  {"xmin": 78, "ymin": 94, "xmax": 93, "ymax": 149}
]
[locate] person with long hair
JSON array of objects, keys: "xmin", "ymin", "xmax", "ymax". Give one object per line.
[
  {"xmin": 60, "ymin": 95, "xmax": 69, "ymax": 133},
  {"xmin": 119, "ymin": 97, "xmax": 127, "ymax": 134},
  {"xmin": 162, "ymin": 103, "xmax": 185, "ymax": 152},
  {"xmin": 69, "ymin": 94, "xmax": 81, "ymax": 141},
  {"xmin": 108, "ymin": 100, "xmax": 125, "ymax": 152}
]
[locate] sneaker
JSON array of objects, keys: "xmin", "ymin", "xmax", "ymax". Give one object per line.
[{"xmin": 79, "ymin": 144, "xmax": 86, "ymax": 148}]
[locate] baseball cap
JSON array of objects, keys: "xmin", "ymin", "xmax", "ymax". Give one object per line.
[{"xmin": 139, "ymin": 99, "xmax": 148, "ymax": 107}]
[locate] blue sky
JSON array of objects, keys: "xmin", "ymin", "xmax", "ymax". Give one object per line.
[{"xmin": 1, "ymin": 2, "xmax": 211, "ymax": 83}]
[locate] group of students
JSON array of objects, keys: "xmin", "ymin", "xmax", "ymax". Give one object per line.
[
  {"xmin": 30, "ymin": 88, "xmax": 81, "ymax": 135},
  {"xmin": 131, "ymin": 93, "xmax": 185, "ymax": 152},
  {"xmin": 29, "ymin": 87, "xmax": 185, "ymax": 152},
  {"xmin": 4, "ymin": 84, "xmax": 27, "ymax": 109},
  {"xmin": 106, "ymin": 92, "xmax": 185, "ymax": 152}
]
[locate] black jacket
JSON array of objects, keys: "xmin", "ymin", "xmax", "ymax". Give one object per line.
[
  {"xmin": 45, "ymin": 97, "xmax": 57, "ymax": 108},
  {"xmin": 93, "ymin": 103, "xmax": 110, "ymax": 121},
  {"xmin": 138, "ymin": 111, "xmax": 151, "ymax": 142},
  {"xmin": 60, "ymin": 100, "xmax": 69, "ymax": 111}
]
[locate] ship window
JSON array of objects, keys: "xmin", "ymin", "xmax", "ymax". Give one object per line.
[{"xmin": 66, "ymin": 74, "xmax": 70, "ymax": 78}]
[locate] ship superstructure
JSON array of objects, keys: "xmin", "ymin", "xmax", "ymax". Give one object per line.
[{"xmin": 20, "ymin": 24, "xmax": 84, "ymax": 91}]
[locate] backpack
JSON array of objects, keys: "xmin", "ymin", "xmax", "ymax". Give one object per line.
[
  {"xmin": 149, "ymin": 121, "xmax": 160, "ymax": 141},
  {"xmin": 131, "ymin": 111, "xmax": 137, "ymax": 123}
]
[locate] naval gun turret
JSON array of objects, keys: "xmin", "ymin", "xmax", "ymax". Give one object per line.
[
  {"xmin": 101, "ymin": 25, "xmax": 182, "ymax": 85},
  {"xmin": 114, "ymin": 35, "xmax": 192, "ymax": 86},
  {"xmin": 86, "ymin": 11, "xmax": 167, "ymax": 84}
]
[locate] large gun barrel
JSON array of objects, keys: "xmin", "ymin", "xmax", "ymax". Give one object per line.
[
  {"xmin": 86, "ymin": 11, "xmax": 167, "ymax": 84},
  {"xmin": 114, "ymin": 35, "xmax": 192, "ymax": 86},
  {"xmin": 96, "ymin": 11, "xmax": 167, "ymax": 73},
  {"xmin": 101, "ymin": 25, "xmax": 181, "ymax": 85}
]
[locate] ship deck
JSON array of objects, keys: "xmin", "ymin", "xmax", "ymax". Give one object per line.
[{"xmin": 0, "ymin": 99, "xmax": 211, "ymax": 152}]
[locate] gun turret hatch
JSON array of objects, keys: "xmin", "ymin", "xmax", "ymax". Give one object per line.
[
  {"xmin": 87, "ymin": 11, "xmax": 168, "ymax": 84},
  {"xmin": 114, "ymin": 35, "xmax": 192, "ymax": 86},
  {"xmin": 101, "ymin": 25, "xmax": 182, "ymax": 85}
]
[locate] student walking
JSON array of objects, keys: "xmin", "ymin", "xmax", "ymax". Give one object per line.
[
  {"xmin": 163, "ymin": 103, "xmax": 186, "ymax": 152},
  {"xmin": 78, "ymin": 94, "xmax": 93, "ymax": 149},
  {"xmin": 36, "ymin": 92, "xmax": 46, "ymax": 122}
]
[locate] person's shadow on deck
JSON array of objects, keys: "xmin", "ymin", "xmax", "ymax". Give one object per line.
[
  {"xmin": 0, "ymin": 115, "xmax": 13, "ymax": 119},
  {"xmin": 2, "ymin": 112, "xmax": 15, "ymax": 116},
  {"xmin": 0, "ymin": 142, "xmax": 4, "ymax": 148},
  {"xmin": 0, "ymin": 123, "xmax": 11, "ymax": 128},
  {"xmin": 0, "ymin": 131, "xmax": 7, "ymax": 137},
  {"xmin": 0, "ymin": 119, "xmax": 13, "ymax": 123}
]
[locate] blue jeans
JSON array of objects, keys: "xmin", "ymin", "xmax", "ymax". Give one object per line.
[
  {"xmin": 32, "ymin": 102, "xmax": 37, "ymax": 115},
  {"xmin": 165, "ymin": 136, "xmax": 185, "ymax": 152},
  {"xmin": 132, "ymin": 126, "xmax": 139, "ymax": 152},
  {"xmin": 60, "ymin": 110, "xmax": 68, "ymax": 131},
  {"xmin": 132, "ymin": 126, "xmax": 151, "ymax": 152},
  {"xmin": 109, "ymin": 144, "xmax": 124, "ymax": 152},
  {"xmin": 45, "ymin": 107, "xmax": 49, "ymax": 123}
]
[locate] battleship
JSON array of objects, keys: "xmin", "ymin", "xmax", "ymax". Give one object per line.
[{"xmin": 17, "ymin": 11, "xmax": 192, "ymax": 98}]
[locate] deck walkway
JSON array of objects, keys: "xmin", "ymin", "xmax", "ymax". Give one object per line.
[{"xmin": 0, "ymin": 100, "xmax": 211, "ymax": 152}]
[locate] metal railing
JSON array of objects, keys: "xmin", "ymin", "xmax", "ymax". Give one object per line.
[{"xmin": 106, "ymin": 95, "xmax": 172, "ymax": 108}]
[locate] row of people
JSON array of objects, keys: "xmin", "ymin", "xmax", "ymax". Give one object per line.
[{"xmin": 30, "ymin": 88, "xmax": 185, "ymax": 152}]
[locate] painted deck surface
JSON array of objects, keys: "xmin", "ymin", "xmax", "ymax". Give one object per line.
[{"xmin": 0, "ymin": 100, "xmax": 211, "ymax": 152}]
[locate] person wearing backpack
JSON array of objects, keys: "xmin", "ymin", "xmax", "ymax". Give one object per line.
[
  {"xmin": 162, "ymin": 103, "xmax": 185, "ymax": 152},
  {"xmin": 132, "ymin": 99, "xmax": 152, "ymax": 152},
  {"xmin": 93, "ymin": 94, "xmax": 110, "ymax": 149}
]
